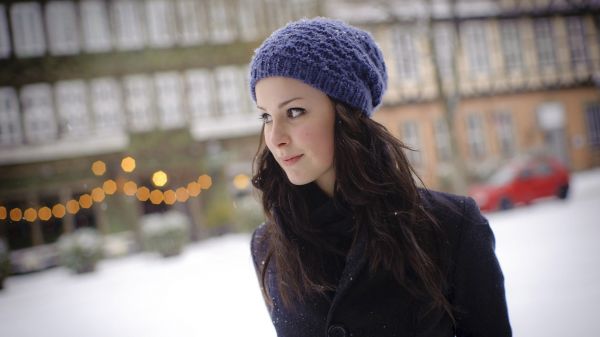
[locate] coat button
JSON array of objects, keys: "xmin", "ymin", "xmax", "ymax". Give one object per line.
[{"xmin": 328, "ymin": 324, "xmax": 347, "ymax": 337}]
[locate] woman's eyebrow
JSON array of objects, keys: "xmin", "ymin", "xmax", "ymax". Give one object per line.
[{"xmin": 256, "ymin": 97, "xmax": 303, "ymax": 111}]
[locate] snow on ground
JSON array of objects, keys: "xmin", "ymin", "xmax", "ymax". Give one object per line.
[
  {"xmin": 487, "ymin": 168, "xmax": 600, "ymax": 337},
  {"xmin": 0, "ymin": 234, "xmax": 276, "ymax": 337},
  {"xmin": 1, "ymin": 168, "xmax": 600, "ymax": 337}
]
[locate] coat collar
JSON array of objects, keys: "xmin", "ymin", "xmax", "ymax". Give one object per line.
[
  {"xmin": 326, "ymin": 224, "xmax": 369, "ymax": 323},
  {"xmin": 272, "ymin": 203, "xmax": 371, "ymax": 323}
]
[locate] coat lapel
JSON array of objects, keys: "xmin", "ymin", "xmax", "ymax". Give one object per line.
[{"xmin": 326, "ymin": 227, "xmax": 369, "ymax": 323}]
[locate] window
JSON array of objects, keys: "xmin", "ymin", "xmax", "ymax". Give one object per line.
[
  {"xmin": 124, "ymin": 74, "xmax": 155, "ymax": 132},
  {"xmin": 176, "ymin": 0, "xmax": 208, "ymax": 46},
  {"xmin": 401, "ymin": 121, "xmax": 422, "ymax": 166},
  {"xmin": 90, "ymin": 78, "xmax": 124, "ymax": 134},
  {"xmin": 208, "ymin": 0, "xmax": 235, "ymax": 43},
  {"xmin": 566, "ymin": 16, "xmax": 588, "ymax": 66},
  {"xmin": 532, "ymin": 162, "xmax": 552, "ymax": 177},
  {"xmin": 21, "ymin": 84, "xmax": 58, "ymax": 144},
  {"xmin": 434, "ymin": 118, "xmax": 451, "ymax": 162},
  {"xmin": 494, "ymin": 111, "xmax": 515, "ymax": 157},
  {"xmin": 265, "ymin": 0, "xmax": 289, "ymax": 30},
  {"xmin": 46, "ymin": 1, "xmax": 80, "ymax": 56},
  {"xmin": 154, "ymin": 72, "xmax": 185, "ymax": 129},
  {"xmin": 0, "ymin": 5, "xmax": 11, "ymax": 58},
  {"xmin": 466, "ymin": 113, "xmax": 486, "ymax": 158},
  {"xmin": 586, "ymin": 103, "xmax": 600, "ymax": 148},
  {"xmin": 289, "ymin": 0, "xmax": 315, "ymax": 20},
  {"xmin": 80, "ymin": 0, "xmax": 112, "ymax": 53},
  {"xmin": 499, "ymin": 19, "xmax": 524, "ymax": 72},
  {"xmin": 146, "ymin": 0, "xmax": 176, "ymax": 48},
  {"xmin": 112, "ymin": 0, "xmax": 146, "ymax": 51},
  {"xmin": 238, "ymin": 0, "xmax": 260, "ymax": 42},
  {"xmin": 10, "ymin": 2, "xmax": 46, "ymax": 57},
  {"xmin": 276, "ymin": 0, "xmax": 294, "ymax": 29},
  {"xmin": 393, "ymin": 27, "xmax": 419, "ymax": 81},
  {"xmin": 462, "ymin": 21, "xmax": 490, "ymax": 75},
  {"xmin": 241, "ymin": 64, "xmax": 254, "ymax": 115},
  {"xmin": 0, "ymin": 87, "xmax": 22, "ymax": 146},
  {"xmin": 215, "ymin": 66, "xmax": 244, "ymax": 117},
  {"xmin": 185, "ymin": 69, "xmax": 214, "ymax": 121},
  {"xmin": 534, "ymin": 18, "xmax": 556, "ymax": 68},
  {"xmin": 433, "ymin": 23, "xmax": 455, "ymax": 80},
  {"xmin": 55, "ymin": 80, "xmax": 90, "ymax": 138}
]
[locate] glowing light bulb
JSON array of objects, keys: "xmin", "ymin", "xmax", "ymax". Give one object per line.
[
  {"xmin": 121, "ymin": 156, "xmax": 136, "ymax": 173},
  {"xmin": 152, "ymin": 170, "xmax": 168, "ymax": 187},
  {"xmin": 91, "ymin": 160, "xmax": 106, "ymax": 176}
]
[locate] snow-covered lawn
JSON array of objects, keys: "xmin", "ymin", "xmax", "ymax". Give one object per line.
[
  {"xmin": 1, "ymin": 168, "xmax": 600, "ymax": 337},
  {"xmin": 488, "ymin": 168, "xmax": 600, "ymax": 337},
  {"xmin": 0, "ymin": 234, "xmax": 275, "ymax": 337}
]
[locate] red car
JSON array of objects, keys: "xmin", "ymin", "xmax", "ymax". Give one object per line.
[{"xmin": 469, "ymin": 156, "xmax": 570, "ymax": 212}]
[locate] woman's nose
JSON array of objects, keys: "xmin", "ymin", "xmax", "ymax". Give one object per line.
[{"xmin": 267, "ymin": 120, "xmax": 289, "ymax": 147}]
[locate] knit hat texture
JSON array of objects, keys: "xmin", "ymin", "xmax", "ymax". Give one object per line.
[{"xmin": 249, "ymin": 17, "xmax": 387, "ymax": 117}]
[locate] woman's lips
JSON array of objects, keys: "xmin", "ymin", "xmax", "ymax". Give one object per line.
[{"xmin": 281, "ymin": 154, "xmax": 303, "ymax": 166}]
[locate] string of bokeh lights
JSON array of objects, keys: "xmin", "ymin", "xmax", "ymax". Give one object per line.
[{"xmin": 0, "ymin": 156, "xmax": 223, "ymax": 224}]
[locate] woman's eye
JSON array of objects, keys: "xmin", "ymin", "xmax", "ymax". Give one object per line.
[
  {"xmin": 259, "ymin": 113, "xmax": 272, "ymax": 124},
  {"xmin": 287, "ymin": 108, "xmax": 305, "ymax": 119}
]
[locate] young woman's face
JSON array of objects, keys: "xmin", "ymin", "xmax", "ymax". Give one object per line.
[{"xmin": 255, "ymin": 77, "xmax": 336, "ymax": 196}]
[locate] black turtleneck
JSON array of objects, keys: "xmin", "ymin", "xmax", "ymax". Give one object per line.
[{"xmin": 302, "ymin": 183, "xmax": 355, "ymax": 297}]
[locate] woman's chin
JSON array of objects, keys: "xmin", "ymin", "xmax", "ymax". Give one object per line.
[{"xmin": 285, "ymin": 175, "xmax": 313, "ymax": 186}]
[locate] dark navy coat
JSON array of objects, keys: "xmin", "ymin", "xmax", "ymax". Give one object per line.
[{"xmin": 251, "ymin": 190, "xmax": 511, "ymax": 337}]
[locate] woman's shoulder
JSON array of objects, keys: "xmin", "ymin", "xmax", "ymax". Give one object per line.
[
  {"xmin": 418, "ymin": 188, "xmax": 481, "ymax": 223},
  {"xmin": 418, "ymin": 188, "xmax": 490, "ymax": 249},
  {"xmin": 250, "ymin": 222, "xmax": 269, "ymax": 267}
]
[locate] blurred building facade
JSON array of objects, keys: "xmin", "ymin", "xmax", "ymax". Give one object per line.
[
  {"xmin": 0, "ymin": 0, "xmax": 318, "ymax": 253},
  {"xmin": 1, "ymin": 0, "xmax": 600, "ymax": 254},
  {"xmin": 329, "ymin": 0, "xmax": 600, "ymax": 189}
]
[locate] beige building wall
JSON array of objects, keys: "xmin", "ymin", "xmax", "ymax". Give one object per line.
[
  {"xmin": 374, "ymin": 87, "xmax": 600, "ymax": 190},
  {"xmin": 368, "ymin": 9, "xmax": 600, "ymax": 191}
]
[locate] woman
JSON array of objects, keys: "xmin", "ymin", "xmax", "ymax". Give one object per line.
[{"xmin": 249, "ymin": 17, "xmax": 511, "ymax": 337}]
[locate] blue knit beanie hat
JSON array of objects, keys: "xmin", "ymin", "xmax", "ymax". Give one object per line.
[{"xmin": 249, "ymin": 17, "xmax": 387, "ymax": 117}]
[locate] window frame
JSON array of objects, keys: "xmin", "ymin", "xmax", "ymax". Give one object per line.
[
  {"xmin": 466, "ymin": 113, "xmax": 486, "ymax": 159},
  {"xmin": 146, "ymin": 0, "xmax": 176, "ymax": 48},
  {"xmin": 80, "ymin": 0, "xmax": 112, "ymax": 53},
  {"xmin": 123, "ymin": 74, "xmax": 156, "ymax": 132},
  {"xmin": 185, "ymin": 68, "xmax": 215, "ymax": 121},
  {"xmin": 586, "ymin": 102, "xmax": 600, "ymax": 148},
  {"xmin": 10, "ymin": 2, "xmax": 46, "ymax": 58},
  {"xmin": 214, "ymin": 66, "xmax": 244, "ymax": 118},
  {"xmin": 393, "ymin": 26, "xmax": 420, "ymax": 81},
  {"xmin": 565, "ymin": 16, "xmax": 588, "ymax": 67},
  {"xmin": 90, "ymin": 78, "xmax": 124, "ymax": 134},
  {"xmin": 111, "ymin": 0, "xmax": 146, "ymax": 51},
  {"xmin": 499, "ymin": 19, "xmax": 524, "ymax": 73},
  {"xmin": 21, "ymin": 83, "xmax": 58, "ymax": 144},
  {"xmin": 493, "ymin": 110, "xmax": 516, "ymax": 157},
  {"xmin": 533, "ymin": 17, "xmax": 557, "ymax": 68},
  {"xmin": 434, "ymin": 118, "xmax": 452, "ymax": 162},
  {"xmin": 401, "ymin": 120, "xmax": 423, "ymax": 167},
  {"xmin": 0, "ymin": 5, "xmax": 11, "ymax": 58},
  {"xmin": 0, "ymin": 87, "xmax": 23, "ymax": 146},
  {"xmin": 45, "ymin": 0, "xmax": 81, "ymax": 56},
  {"xmin": 54, "ymin": 80, "xmax": 91, "ymax": 138},
  {"xmin": 154, "ymin": 71, "xmax": 185, "ymax": 129},
  {"xmin": 462, "ymin": 21, "xmax": 491, "ymax": 75}
]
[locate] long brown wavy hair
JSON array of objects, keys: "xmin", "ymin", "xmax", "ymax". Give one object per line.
[{"xmin": 252, "ymin": 100, "xmax": 453, "ymax": 321}]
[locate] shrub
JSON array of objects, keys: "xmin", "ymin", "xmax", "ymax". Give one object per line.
[
  {"xmin": 233, "ymin": 196, "xmax": 265, "ymax": 232},
  {"xmin": 57, "ymin": 228, "xmax": 103, "ymax": 274},
  {"xmin": 141, "ymin": 211, "xmax": 190, "ymax": 258},
  {"xmin": 205, "ymin": 190, "xmax": 235, "ymax": 232}
]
